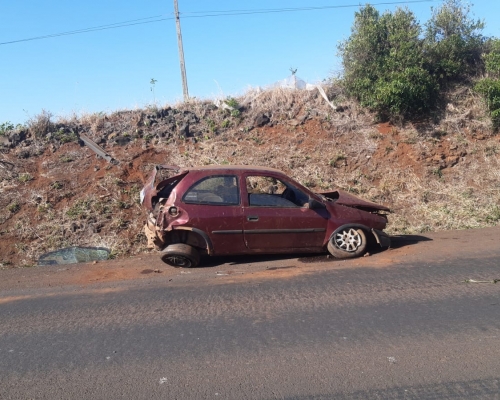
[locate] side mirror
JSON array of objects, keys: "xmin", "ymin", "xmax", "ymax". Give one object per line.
[{"xmin": 308, "ymin": 198, "xmax": 326, "ymax": 209}]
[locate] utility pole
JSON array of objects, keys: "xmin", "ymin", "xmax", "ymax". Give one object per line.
[{"xmin": 173, "ymin": 0, "xmax": 189, "ymax": 101}]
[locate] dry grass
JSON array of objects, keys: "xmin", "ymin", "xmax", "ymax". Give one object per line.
[
  {"xmin": 27, "ymin": 110, "xmax": 53, "ymax": 139},
  {"xmin": 1, "ymin": 85, "xmax": 499, "ymax": 266}
]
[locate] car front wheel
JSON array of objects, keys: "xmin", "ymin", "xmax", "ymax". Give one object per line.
[
  {"xmin": 327, "ymin": 227, "xmax": 367, "ymax": 259},
  {"xmin": 160, "ymin": 243, "xmax": 200, "ymax": 268}
]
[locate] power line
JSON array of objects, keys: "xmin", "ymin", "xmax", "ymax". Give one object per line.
[
  {"xmin": 180, "ymin": 1, "xmax": 435, "ymax": 17},
  {"xmin": 0, "ymin": 0, "xmax": 435, "ymax": 46},
  {"xmin": 0, "ymin": 16, "xmax": 171, "ymax": 45}
]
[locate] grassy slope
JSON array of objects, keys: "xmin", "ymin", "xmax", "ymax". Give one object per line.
[{"xmin": 0, "ymin": 86, "xmax": 499, "ymax": 267}]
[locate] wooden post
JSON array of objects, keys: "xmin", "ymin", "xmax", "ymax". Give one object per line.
[{"xmin": 173, "ymin": 0, "xmax": 189, "ymax": 101}]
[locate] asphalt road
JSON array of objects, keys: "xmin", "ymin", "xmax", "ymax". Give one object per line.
[{"xmin": 1, "ymin": 228, "xmax": 500, "ymax": 399}]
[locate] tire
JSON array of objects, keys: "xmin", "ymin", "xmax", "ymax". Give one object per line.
[
  {"xmin": 160, "ymin": 243, "xmax": 200, "ymax": 268},
  {"xmin": 327, "ymin": 227, "xmax": 367, "ymax": 259}
]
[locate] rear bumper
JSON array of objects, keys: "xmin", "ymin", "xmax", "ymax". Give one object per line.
[{"xmin": 144, "ymin": 220, "xmax": 165, "ymax": 250}]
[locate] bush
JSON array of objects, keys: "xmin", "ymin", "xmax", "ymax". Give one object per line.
[
  {"xmin": 338, "ymin": 5, "xmax": 437, "ymax": 120},
  {"xmin": 338, "ymin": 1, "xmax": 487, "ymax": 121},
  {"xmin": 483, "ymin": 38, "xmax": 500, "ymax": 77},
  {"xmin": 28, "ymin": 110, "xmax": 53, "ymax": 139},
  {"xmin": 475, "ymin": 39, "xmax": 500, "ymax": 130},
  {"xmin": 424, "ymin": 0, "xmax": 485, "ymax": 81},
  {"xmin": 0, "ymin": 122, "xmax": 15, "ymax": 136},
  {"xmin": 475, "ymin": 78, "xmax": 500, "ymax": 129}
]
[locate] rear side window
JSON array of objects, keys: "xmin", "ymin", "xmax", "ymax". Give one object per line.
[{"xmin": 183, "ymin": 176, "xmax": 239, "ymax": 205}]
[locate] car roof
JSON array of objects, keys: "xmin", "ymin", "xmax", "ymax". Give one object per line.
[{"xmin": 181, "ymin": 165, "xmax": 284, "ymax": 174}]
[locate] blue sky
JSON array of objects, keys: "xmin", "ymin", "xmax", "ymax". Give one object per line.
[{"xmin": 1, "ymin": 0, "xmax": 499, "ymax": 125}]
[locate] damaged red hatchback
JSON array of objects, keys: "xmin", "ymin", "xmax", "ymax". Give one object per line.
[{"xmin": 141, "ymin": 165, "xmax": 391, "ymax": 267}]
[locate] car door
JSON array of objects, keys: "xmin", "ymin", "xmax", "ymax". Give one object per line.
[
  {"xmin": 242, "ymin": 174, "xmax": 328, "ymax": 252},
  {"xmin": 181, "ymin": 174, "xmax": 246, "ymax": 255}
]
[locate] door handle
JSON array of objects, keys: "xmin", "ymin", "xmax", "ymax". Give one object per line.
[{"xmin": 247, "ymin": 216, "xmax": 259, "ymax": 222}]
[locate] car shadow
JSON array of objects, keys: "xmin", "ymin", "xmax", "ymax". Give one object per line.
[
  {"xmin": 198, "ymin": 234, "xmax": 433, "ymax": 268},
  {"xmin": 368, "ymin": 233, "xmax": 433, "ymax": 255},
  {"xmin": 387, "ymin": 234, "xmax": 433, "ymax": 249},
  {"xmin": 200, "ymin": 253, "xmax": 310, "ymax": 268}
]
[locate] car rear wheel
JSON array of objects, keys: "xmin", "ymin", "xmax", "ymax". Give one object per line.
[
  {"xmin": 327, "ymin": 227, "xmax": 367, "ymax": 259},
  {"xmin": 160, "ymin": 243, "xmax": 200, "ymax": 268}
]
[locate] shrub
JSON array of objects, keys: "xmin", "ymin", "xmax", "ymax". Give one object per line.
[
  {"xmin": 483, "ymin": 39, "xmax": 500, "ymax": 77},
  {"xmin": 339, "ymin": 1, "xmax": 487, "ymax": 121},
  {"xmin": 0, "ymin": 122, "xmax": 19, "ymax": 136},
  {"xmin": 475, "ymin": 78, "xmax": 500, "ymax": 129},
  {"xmin": 475, "ymin": 39, "xmax": 500, "ymax": 130},
  {"xmin": 225, "ymin": 97, "xmax": 240, "ymax": 109},
  {"xmin": 338, "ymin": 5, "xmax": 437, "ymax": 120},
  {"xmin": 18, "ymin": 173, "xmax": 33, "ymax": 183},
  {"xmin": 28, "ymin": 110, "xmax": 53, "ymax": 139},
  {"xmin": 7, "ymin": 201, "xmax": 20, "ymax": 213},
  {"xmin": 54, "ymin": 129, "xmax": 78, "ymax": 144},
  {"xmin": 424, "ymin": 0, "xmax": 485, "ymax": 81}
]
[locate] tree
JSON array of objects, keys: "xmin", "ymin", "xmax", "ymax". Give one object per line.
[
  {"xmin": 338, "ymin": 5, "xmax": 437, "ymax": 120},
  {"xmin": 424, "ymin": 0, "xmax": 485, "ymax": 81}
]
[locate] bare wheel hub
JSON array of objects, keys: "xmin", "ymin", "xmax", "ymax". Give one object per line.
[
  {"xmin": 164, "ymin": 255, "xmax": 190, "ymax": 267},
  {"xmin": 334, "ymin": 228, "xmax": 363, "ymax": 252}
]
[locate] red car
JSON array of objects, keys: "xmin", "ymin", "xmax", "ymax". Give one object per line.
[{"xmin": 141, "ymin": 165, "xmax": 391, "ymax": 267}]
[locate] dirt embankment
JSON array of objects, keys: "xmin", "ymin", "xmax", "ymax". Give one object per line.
[{"xmin": 0, "ymin": 87, "xmax": 499, "ymax": 267}]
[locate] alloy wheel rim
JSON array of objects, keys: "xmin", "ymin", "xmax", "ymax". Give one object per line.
[{"xmin": 334, "ymin": 228, "xmax": 362, "ymax": 252}]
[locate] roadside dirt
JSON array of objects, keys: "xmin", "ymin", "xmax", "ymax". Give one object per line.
[
  {"xmin": 1, "ymin": 87, "xmax": 499, "ymax": 267},
  {"xmin": 1, "ymin": 226, "xmax": 498, "ymax": 294}
]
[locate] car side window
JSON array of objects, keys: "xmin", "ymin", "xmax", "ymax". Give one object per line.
[
  {"xmin": 246, "ymin": 176, "xmax": 307, "ymax": 207},
  {"xmin": 183, "ymin": 175, "xmax": 239, "ymax": 205}
]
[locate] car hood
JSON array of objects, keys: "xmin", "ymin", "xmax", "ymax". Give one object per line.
[{"xmin": 318, "ymin": 190, "xmax": 391, "ymax": 212}]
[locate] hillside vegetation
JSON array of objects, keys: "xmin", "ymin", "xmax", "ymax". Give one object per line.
[{"xmin": 0, "ymin": 0, "xmax": 499, "ymax": 267}]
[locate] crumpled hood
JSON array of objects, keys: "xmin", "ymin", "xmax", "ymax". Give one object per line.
[{"xmin": 319, "ymin": 190, "xmax": 391, "ymax": 212}]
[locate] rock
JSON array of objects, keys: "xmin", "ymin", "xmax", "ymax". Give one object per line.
[
  {"xmin": 183, "ymin": 111, "xmax": 199, "ymax": 124},
  {"xmin": 177, "ymin": 123, "xmax": 190, "ymax": 137},
  {"xmin": 0, "ymin": 136, "xmax": 10, "ymax": 147},
  {"xmin": 8, "ymin": 131, "xmax": 26, "ymax": 147},
  {"xmin": 16, "ymin": 149, "xmax": 31, "ymax": 159},
  {"xmin": 253, "ymin": 113, "xmax": 270, "ymax": 128},
  {"xmin": 157, "ymin": 107, "xmax": 171, "ymax": 119},
  {"xmin": 115, "ymin": 136, "xmax": 131, "ymax": 146},
  {"xmin": 297, "ymin": 113, "xmax": 309, "ymax": 124}
]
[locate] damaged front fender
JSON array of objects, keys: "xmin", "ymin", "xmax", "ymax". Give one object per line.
[
  {"xmin": 371, "ymin": 228, "xmax": 391, "ymax": 248},
  {"xmin": 320, "ymin": 189, "xmax": 391, "ymax": 213}
]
